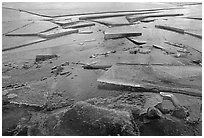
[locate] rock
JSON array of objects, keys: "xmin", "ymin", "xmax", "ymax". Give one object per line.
[
  {"xmin": 22, "ymin": 64, "xmax": 32, "ymax": 69},
  {"xmin": 35, "ymin": 64, "xmax": 41, "ymax": 68},
  {"xmin": 51, "ymin": 66, "xmax": 58, "ymax": 70},
  {"xmin": 138, "ymin": 48, "xmax": 151, "ymax": 54},
  {"xmin": 14, "ymin": 84, "xmax": 26, "ymax": 89},
  {"xmin": 41, "ymin": 77, "xmax": 47, "ymax": 81},
  {"xmin": 61, "ymin": 61, "xmax": 69, "ymax": 66},
  {"xmin": 51, "ymin": 66, "xmax": 64, "ymax": 75},
  {"xmin": 35, "ymin": 54, "xmax": 58, "ymax": 62},
  {"xmin": 146, "ymin": 106, "xmax": 163, "ymax": 118},
  {"xmin": 129, "ymin": 48, "xmax": 140, "ymax": 54},
  {"xmin": 177, "ymin": 48, "xmax": 189, "ymax": 53},
  {"xmin": 89, "ymin": 50, "xmax": 116, "ymax": 58},
  {"xmin": 106, "ymin": 50, "xmax": 116, "ymax": 54},
  {"xmin": 60, "ymin": 71, "xmax": 71, "ymax": 76},
  {"xmin": 83, "ymin": 65, "xmax": 112, "ymax": 70},
  {"xmin": 140, "ymin": 94, "xmax": 163, "ymax": 116},
  {"xmin": 174, "ymin": 52, "xmax": 187, "ymax": 58},
  {"xmin": 192, "ymin": 59, "xmax": 202, "ymax": 65}
]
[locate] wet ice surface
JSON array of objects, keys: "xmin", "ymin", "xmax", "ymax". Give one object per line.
[{"xmin": 2, "ymin": 2, "xmax": 202, "ymax": 136}]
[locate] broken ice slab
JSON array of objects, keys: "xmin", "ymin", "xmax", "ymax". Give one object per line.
[
  {"xmin": 79, "ymin": 38, "xmax": 96, "ymax": 45},
  {"xmin": 164, "ymin": 41, "xmax": 185, "ymax": 48},
  {"xmin": 79, "ymin": 11, "xmax": 158, "ymax": 20},
  {"xmin": 184, "ymin": 17, "xmax": 202, "ymax": 20},
  {"xmin": 79, "ymin": 30, "xmax": 93, "ymax": 34},
  {"xmin": 38, "ymin": 28, "xmax": 78, "ymax": 39},
  {"xmin": 155, "ymin": 25, "xmax": 185, "ymax": 34},
  {"xmin": 63, "ymin": 22, "xmax": 95, "ymax": 29},
  {"xmin": 140, "ymin": 18, "xmax": 156, "ymax": 23},
  {"xmin": 104, "ymin": 26, "xmax": 142, "ymax": 40},
  {"xmin": 60, "ymin": 71, "xmax": 72, "ymax": 76},
  {"xmin": 127, "ymin": 37, "xmax": 147, "ymax": 45},
  {"xmin": 5, "ymin": 33, "xmax": 39, "ymax": 37},
  {"xmin": 2, "ymin": 36, "xmax": 47, "ymax": 51},
  {"xmin": 155, "ymin": 25, "xmax": 202, "ymax": 39},
  {"xmin": 97, "ymin": 64, "xmax": 202, "ymax": 97},
  {"xmin": 5, "ymin": 21, "xmax": 58, "ymax": 36},
  {"xmin": 126, "ymin": 13, "xmax": 183, "ymax": 23},
  {"xmin": 152, "ymin": 44, "xmax": 166, "ymax": 51},
  {"xmin": 52, "ymin": 20, "xmax": 79, "ymax": 26},
  {"xmin": 184, "ymin": 31, "xmax": 202, "ymax": 39},
  {"xmin": 92, "ymin": 16, "xmax": 131, "ymax": 26}
]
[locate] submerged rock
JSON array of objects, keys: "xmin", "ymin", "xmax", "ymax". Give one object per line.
[
  {"xmin": 28, "ymin": 101, "xmax": 139, "ymax": 136},
  {"xmin": 15, "ymin": 92, "xmax": 200, "ymax": 136},
  {"xmin": 60, "ymin": 101, "xmax": 139, "ymax": 136}
]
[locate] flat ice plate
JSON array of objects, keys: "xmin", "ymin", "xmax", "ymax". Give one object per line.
[{"xmin": 6, "ymin": 21, "xmax": 57, "ymax": 35}]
